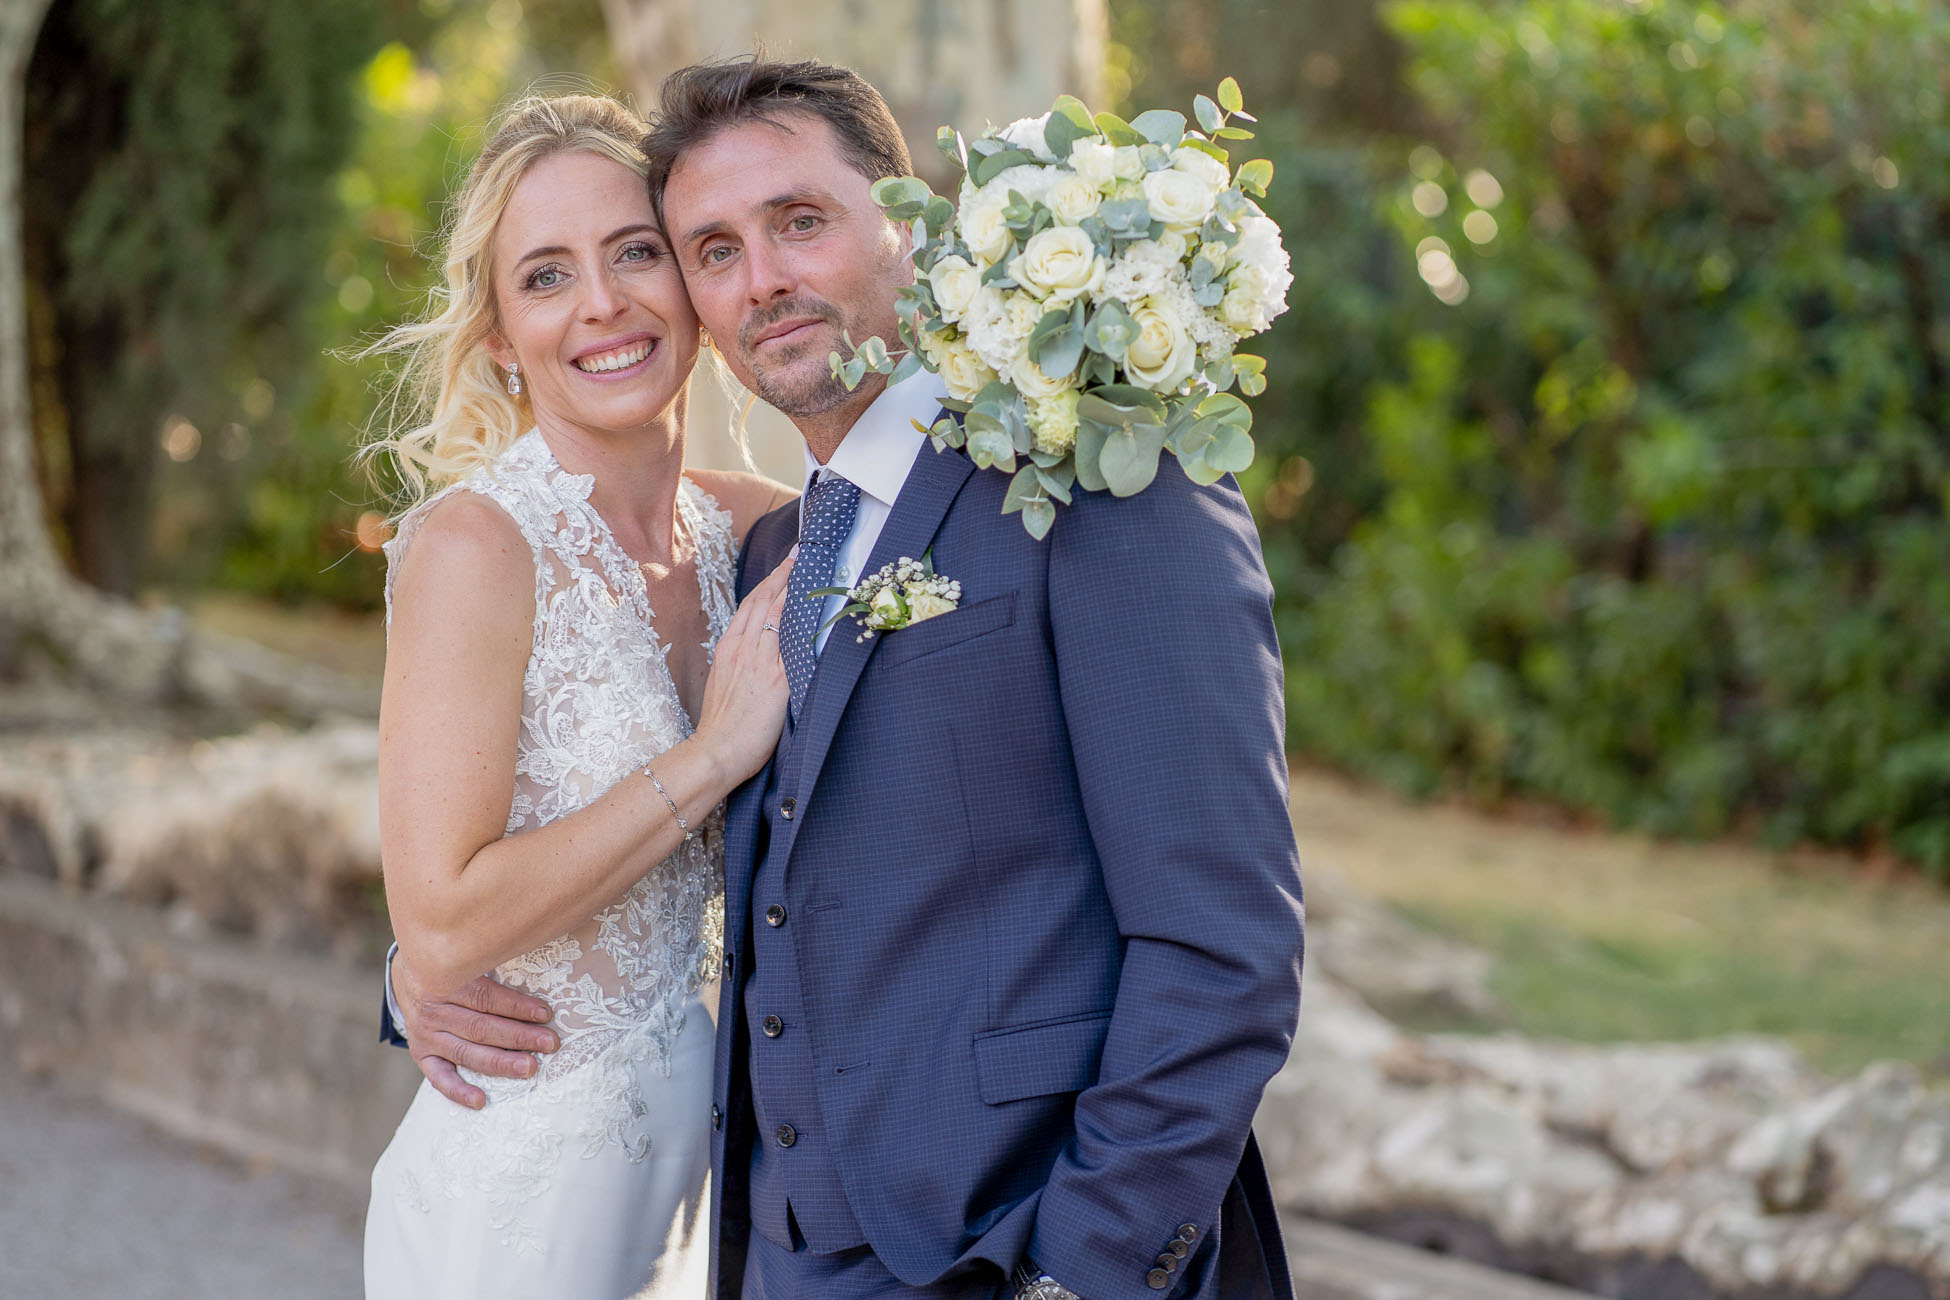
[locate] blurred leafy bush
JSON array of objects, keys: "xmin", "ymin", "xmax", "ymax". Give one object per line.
[{"xmin": 1239, "ymin": 0, "xmax": 1950, "ymax": 871}]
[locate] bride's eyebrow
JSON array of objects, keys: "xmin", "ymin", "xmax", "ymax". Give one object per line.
[{"xmin": 512, "ymin": 225, "xmax": 663, "ymax": 269}]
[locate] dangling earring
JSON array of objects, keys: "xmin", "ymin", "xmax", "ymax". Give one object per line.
[{"xmin": 506, "ymin": 363, "xmax": 522, "ymax": 396}]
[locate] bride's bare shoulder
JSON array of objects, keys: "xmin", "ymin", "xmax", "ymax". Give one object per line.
[{"xmin": 686, "ymin": 468, "xmax": 799, "ymax": 544}]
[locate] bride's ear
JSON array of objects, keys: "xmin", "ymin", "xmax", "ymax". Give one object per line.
[{"xmin": 484, "ymin": 331, "xmax": 517, "ymax": 373}]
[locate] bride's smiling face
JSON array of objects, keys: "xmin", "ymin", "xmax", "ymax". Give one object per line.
[{"xmin": 486, "ymin": 150, "xmax": 700, "ymax": 437}]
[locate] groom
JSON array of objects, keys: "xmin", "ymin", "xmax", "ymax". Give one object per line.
[{"xmin": 395, "ymin": 57, "xmax": 1304, "ymax": 1300}]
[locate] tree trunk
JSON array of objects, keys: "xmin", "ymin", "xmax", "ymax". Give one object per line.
[
  {"xmin": 0, "ymin": 0, "xmax": 370, "ymax": 722},
  {"xmin": 599, "ymin": 0, "xmax": 1107, "ymax": 484}
]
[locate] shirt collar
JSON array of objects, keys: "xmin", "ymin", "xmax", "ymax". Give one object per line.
[{"xmin": 801, "ymin": 368, "xmax": 949, "ymax": 507}]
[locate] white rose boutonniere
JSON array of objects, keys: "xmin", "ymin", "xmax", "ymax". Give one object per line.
[{"xmin": 810, "ymin": 553, "xmax": 963, "ymax": 642}]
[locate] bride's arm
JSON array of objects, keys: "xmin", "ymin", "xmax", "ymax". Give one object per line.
[{"xmin": 380, "ymin": 493, "xmax": 792, "ymax": 1003}]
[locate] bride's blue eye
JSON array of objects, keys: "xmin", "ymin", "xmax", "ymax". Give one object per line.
[
  {"xmin": 525, "ymin": 265, "xmax": 563, "ymax": 290},
  {"xmin": 619, "ymin": 241, "xmax": 662, "ymax": 264}
]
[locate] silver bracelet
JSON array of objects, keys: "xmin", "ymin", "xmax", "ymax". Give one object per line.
[{"xmin": 643, "ymin": 764, "xmax": 688, "ymax": 834}]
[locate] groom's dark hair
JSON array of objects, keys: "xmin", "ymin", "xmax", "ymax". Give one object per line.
[{"xmin": 641, "ymin": 55, "xmax": 913, "ymax": 206}]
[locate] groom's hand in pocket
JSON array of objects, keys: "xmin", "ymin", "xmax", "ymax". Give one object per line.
[{"xmin": 394, "ymin": 951, "xmax": 558, "ymax": 1110}]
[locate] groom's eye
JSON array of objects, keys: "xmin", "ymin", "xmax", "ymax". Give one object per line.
[{"xmin": 788, "ymin": 214, "xmax": 819, "ymax": 233}]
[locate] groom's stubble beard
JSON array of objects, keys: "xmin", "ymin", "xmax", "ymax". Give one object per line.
[{"xmin": 735, "ymin": 295, "xmax": 864, "ymax": 418}]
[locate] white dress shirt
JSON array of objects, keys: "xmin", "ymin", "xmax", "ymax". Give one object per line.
[{"xmin": 800, "ymin": 368, "xmax": 950, "ymax": 653}]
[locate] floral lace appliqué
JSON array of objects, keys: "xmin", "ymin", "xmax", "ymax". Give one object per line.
[{"xmin": 383, "ymin": 432, "xmax": 735, "ymax": 1252}]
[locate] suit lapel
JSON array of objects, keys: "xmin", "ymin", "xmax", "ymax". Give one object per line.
[{"xmin": 791, "ymin": 438, "xmax": 974, "ymax": 808}]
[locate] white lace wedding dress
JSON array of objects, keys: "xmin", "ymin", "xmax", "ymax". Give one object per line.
[{"xmin": 365, "ymin": 431, "xmax": 732, "ymax": 1300}]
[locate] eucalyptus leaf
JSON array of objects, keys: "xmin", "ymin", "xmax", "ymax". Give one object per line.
[
  {"xmin": 971, "ymin": 147, "xmax": 1039, "ymax": 187},
  {"xmin": 1203, "ymin": 356, "xmax": 1237, "ymax": 391},
  {"xmin": 1051, "ymin": 94, "xmax": 1095, "ymax": 129},
  {"xmin": 870, "ymin": 175, "xmax": 931, "ymax": 209},
  {"xmin": 1084, "ymin": 300, "xmax": 1134, "ymax": 362},
  {"xmin": 1130, "ymin": 109, "xmax": 1188, "ymax": 148},
  {"xmin": 1082, "ymin": 351, "xmax": 1116, "ymax": 388},
  {"xmin": 1092, "ymin": 111, "xmax": 1148, "ymax": 147},
  {"xmin": 1001, "ymin": 464, "xmax": 1044, "ymax": 515},
  {"xmin": 1233, "ymin": 354, "xmax": 1267, "ymax": 397},
  {"xmin": 937, "ymin": 126, "xmax": 966, "ymax": 171},
  {"xmin": 1193, "ymin": 94, "xmax": 1222, "ymax": 134},
  {"xmin": 924, "ymin": 195, "xmax": 955, "ymax": 236},
  {"xmin": 1088, "ymin": 383, "xmax": 1170, "ymax": 416},
  {"xmin": 1035, "ymin": 463, "xmax": 1075, "ymax": 504},
  {"xmin": 1037, "ymin": 325, "xmax": 1085, "ymax": 378},
  {"xmin": 889, "ymin": 351, "xmax": 924, "ymax": 386},
  {"xmin": 857, "ymin": 335, "xmax": 890, "ymax": 369},
  {"xmin": 1217, "ymin": 76, "xmax": 1243, "ymax": 114},
  {"xmin": 1236, "ymin": 158, "xmax": 1274, "ymax": 197},
  {"xmin": 1180, "ymin": 137, "xmax": 1229, "ymax": 166},
  {"xmin": 1044, "ymin": 110, "xmax": 1089, "ymax": 160},
  {"xmin": 1214, "ymin": 126, "xmax": 1256, "ymax": 142},
  {"xmin": 1097, "ymin": 420, "xmax": 1168, "ymax": 497},
  {"xmin": 1193, "ymin": 280, "xmax": 1225, "ymax": 308},
  {"xmin": 1073, "ymin": 419, "xmax": 1109, "ymax": 492},
  {"xmin": 1020, "ymin": 497, "xmax": 1057, "ymax": 540},
  {"xmin": 966, "ymin": 425, "xmax": 1017, "ymax": 473},
  {"xmin": 841, "ymin": 357, "xmax": 867, "ymax": 388}
]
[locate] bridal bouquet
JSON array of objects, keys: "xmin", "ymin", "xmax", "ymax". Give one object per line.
[{"xmin": 832, "ymin": 78, "xmax": 1292, "ymax": 538}]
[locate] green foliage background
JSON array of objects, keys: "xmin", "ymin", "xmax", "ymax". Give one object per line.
[{"xmin": 1115, "ymin": 0, "xmax": 1950, "ymax": 871}]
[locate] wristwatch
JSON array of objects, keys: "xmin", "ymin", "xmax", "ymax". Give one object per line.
[{"xmin": 1013, "ymin": 1260, "xmax": 1082, "ymax": 1300}]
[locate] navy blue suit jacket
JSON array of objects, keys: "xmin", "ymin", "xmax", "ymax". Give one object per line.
[{"xmin": 713, "ymin": 436, "xmax": 1304, "ymax": 1300}]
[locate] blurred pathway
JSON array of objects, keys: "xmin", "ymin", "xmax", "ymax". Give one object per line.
[{"xmin": 0, "ymin": 1058, "xmax": 363, "ymax": 1300}]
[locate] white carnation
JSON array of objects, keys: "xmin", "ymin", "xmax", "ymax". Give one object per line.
[
  {"xmin": 963, "ymin": 285, "xmax": 1030, "ymax": 374},
  {"xmin": 1230, "ymin": 208, "xmax": 1293, "ymax": 328},
  {"xmin": 928, "ymin": 254, "xmax": 982, "ymax": 323},
  {"xmin": 998, "ymin": 113, "xmax": 1058, "ymax": 163},
  {"xmin": 1097, "ymin": 239, "xmax": 1183, "ymax": 311}
]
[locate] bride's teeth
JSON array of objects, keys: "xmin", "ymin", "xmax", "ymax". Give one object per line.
[{"xmin": 575, "ymin": 342, "xmax": 654, "ymax": 373}]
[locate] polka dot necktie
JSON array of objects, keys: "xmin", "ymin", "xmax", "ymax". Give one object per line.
[{"xmin": 780, "ymin": 472, "xmax": 862, "ymax": 722}]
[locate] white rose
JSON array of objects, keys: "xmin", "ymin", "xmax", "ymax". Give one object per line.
[
  {"xmin": 1219, "ymin": 284, "xmax": 1266, "ymax": 335},
  {"xmin": 906, "ymin": 590, "xmax": 958, "ymax": 623},
  {"xmin": 1005, "ymin": 292, "xmax": 1044, "ymax": 335},
  {"xmin": 1141, "ymin": 168, "xmax": 1217, "ymax": 229},
  {"xmin": 1047, "ymin": 173, "xmax": 1103, "ymax": 226},
  {"xmin": 999, "ymin": 113, "xmax": 1057, "ymax": 163},
  {"xmin": 1171, "ymin": 145, "xmax": 1232, "ymax": 196},
  {"xmin": 1010, "ymin": 348, "xmax": 1077, "ymax": 399},
  {"xmin": 1124, "ymin": 296, "xmax": 1198, "ymax": 393},
  {"xmin": 1156, "ymin": 229, "xmax": 1190, "ymax": 263},
  {"xmin": 1070, "ymin": 138, "xmax": 1117, "ymax": 189},
  {"xmin": 1112, "ymin": 145, "xmax": 1146, "ymax": 181},
  {"xmin": 928, "ymin": 255, "xmax": 982, "ymax": 323},
  {"xmin": 870, "ymin": 585, "xmax": 905, "ymax": 625},
  {"xmin": 961, "ymin": 190, "xmax": 1013, "ymax": 266},
  {"xmin": 1009, "ymin": 227, "xmax": 1105, "ymax": 303},
  {"xmin": 935, "ymin": 336, "xmax": 999, "ymax": 402}
]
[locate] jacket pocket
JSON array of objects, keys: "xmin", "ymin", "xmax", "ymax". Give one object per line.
[
  {"xmin": 971, "ymin": 1009, "xmax": 1112, "ymax": 1105},
  {"xmin": 877, "ymin": 592, "xmax": 1017, "ymax": 669}
]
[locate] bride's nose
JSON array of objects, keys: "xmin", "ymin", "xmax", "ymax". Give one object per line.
[{"xmin": 578, "ymin": 266, "xmax": 632, "ymax": 323}]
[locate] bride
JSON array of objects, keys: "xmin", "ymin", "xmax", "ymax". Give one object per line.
[{"xmin": 361, "ymin": 94, "xmax": 795, "ymax": 1298}]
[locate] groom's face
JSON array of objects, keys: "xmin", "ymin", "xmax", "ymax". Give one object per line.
[{"xmin": 663, "ymin": 113, "xmax": 911, "ymax": 418}]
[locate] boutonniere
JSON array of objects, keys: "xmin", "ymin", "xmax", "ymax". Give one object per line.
[{"xmin": 811, "ymin": 552, "xmax": 963, "ymax": 642}]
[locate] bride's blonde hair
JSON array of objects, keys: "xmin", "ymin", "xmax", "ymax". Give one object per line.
[{"xmin": 362, "ymin": 93, "xmax": 654, "ymax": 508}]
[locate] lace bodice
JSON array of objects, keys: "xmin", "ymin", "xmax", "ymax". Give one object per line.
[{"xmin": 382, "ymin": 431, "xmax": 733, "ymax": 1246}]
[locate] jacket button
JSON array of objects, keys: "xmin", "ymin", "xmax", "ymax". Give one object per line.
[
  {"xmin": 780, "ymin": 797, "xmax": 796, "ymax": 820},
  {"xmin": 1146, "ymin": 1268, "xmax": 1171, "ymax": 1290},
  {"xmin": 1154, "ymin": 1254, "xmax": 1178, "ymax": 1273},
  {"xmin": 765, "ymin": 904, "xmax": 787, "ymax": 927},
  {"xmin": 775, "ymin": 1124, "xmax": 797, "ymax": 1148},
  {"xmin": 761, "ymin": 1015, "xmax": 783, "ymax": 1038},
  {"xmin": 711, "ymin": 1104, "xmax": 722, "ymax": 1131},
  {"xmin": 1177, "ymin": 1223, "xmax": 1200, "ymax": 1243},
  {"xmin": 723, "ymin": 952, "xmax": 734, "ymax": 976},
  {"xmin": 1165, "ymin": 1238, "xmax": 1189, "ymax": 1258}
]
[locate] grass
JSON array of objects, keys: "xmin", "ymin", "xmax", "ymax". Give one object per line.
[{"xmin": 1289, "ymin": 765, "xmax": 1950, "ymax": 1076}]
